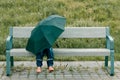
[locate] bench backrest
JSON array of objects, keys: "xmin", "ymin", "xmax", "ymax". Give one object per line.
[{"xmin": 9, "ymin": 27, "xmax": 109, "ymax": 38}]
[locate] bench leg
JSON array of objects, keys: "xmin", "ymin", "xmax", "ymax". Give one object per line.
[
  {"xmin": 10, "ymin": 56, "xmax": 14, "ymax": 67},
  {"xmin": 6, "ymin": 50, "xmax": 11, "ymax": 76},
  {"xmin": 105, "ymin": 56, "xmax": 108, "ymax": 67},
  {"xmin": 110, "ymin": 50, "xmax": 114, "ymax": 76}
]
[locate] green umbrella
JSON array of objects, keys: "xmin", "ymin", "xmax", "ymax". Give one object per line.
[{"xmin": 26, "ymin": 15, "xmax": 66, "ymax": 55}]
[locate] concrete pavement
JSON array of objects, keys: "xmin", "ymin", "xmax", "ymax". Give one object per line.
[{"xmin": 0, "ymin": 61, "xmax": 120, "ymax": 80}]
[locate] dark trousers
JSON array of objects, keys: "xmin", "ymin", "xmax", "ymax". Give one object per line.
[{"xmin": 36, "ymin": 48, "xmax": 54, "ymax": 67}]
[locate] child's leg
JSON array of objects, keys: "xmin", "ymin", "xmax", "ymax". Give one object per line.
[
  {"xmin": 36, "ymin": 51, "xmax": 44, "ymax": 73},
  {"xmin": 36, "ymin": 51, "xmax": 44, "ymax": 67},
  {"xmin": 43, "ymin": 48, "xmax": 54, "ymax": 67}
]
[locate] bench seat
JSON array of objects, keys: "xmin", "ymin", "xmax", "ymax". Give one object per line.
[{"xmin": 10, "ymin": 48, "xmax": 110, "ymax": 56}]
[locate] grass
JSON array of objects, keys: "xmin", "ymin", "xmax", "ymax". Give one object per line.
[{"xmin": 0, "ymin": 0, "xmax": 120, "ymax": 60}]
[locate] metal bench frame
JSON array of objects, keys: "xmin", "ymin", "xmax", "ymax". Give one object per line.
[{"xmin": 6, "ymin": 27, "xmax": 114, "ymax": 76}]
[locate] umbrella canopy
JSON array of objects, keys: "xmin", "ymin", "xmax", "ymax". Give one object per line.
[{"xmin": 26, "ymin": 15, "xmax": 66, "ymax": 55}]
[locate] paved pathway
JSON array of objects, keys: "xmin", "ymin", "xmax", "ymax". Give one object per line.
[{"xmin": 0, "ymin": 61, "xmax": 120, "ymax": 80}]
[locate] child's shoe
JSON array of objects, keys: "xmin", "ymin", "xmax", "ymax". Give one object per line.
[
  {"xmin": 48, "ymin": 66, "xmax": 54, "ymax": 72},
  {"xmin": 36, "ymin": 67, "xmax": 42, "ymax": 73}
]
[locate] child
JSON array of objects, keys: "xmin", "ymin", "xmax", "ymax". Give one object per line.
[{"xmin": 36, "ymin": 48, "xmax": 54, "ymax": 73}]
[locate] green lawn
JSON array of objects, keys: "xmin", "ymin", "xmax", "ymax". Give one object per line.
[{"xmin": 0, "ymin": 0, "xmax": 120, "ymax": 60}]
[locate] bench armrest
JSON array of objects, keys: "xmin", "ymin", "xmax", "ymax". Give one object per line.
[
  {"xmin": 106, "ymin": 35, "xmax": 114, "ymax": 50},
  {"xmin": 6, "ymin": 36, "xmax": 13, "ymax": 50}
]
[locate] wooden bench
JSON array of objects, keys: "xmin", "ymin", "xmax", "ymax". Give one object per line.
[{"xmin": 6, "ymin": 27, "xmax": 114, "ymax": 76}]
